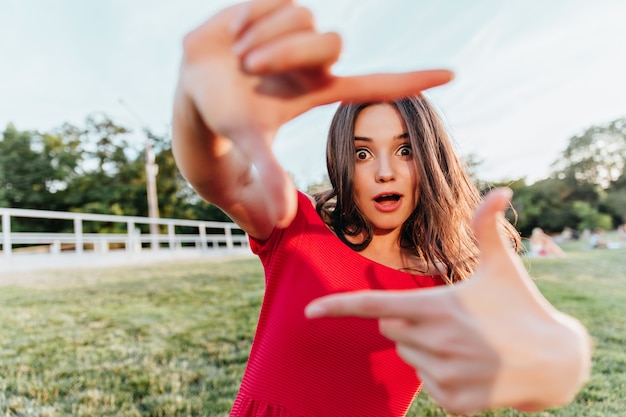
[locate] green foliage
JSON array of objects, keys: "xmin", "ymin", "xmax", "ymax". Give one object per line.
[
  {"xmin": 602, "ymin": 187, "xmax": 626, "ymax": 225},
  {"xmin": 603, "ymin": 189, "xmax": 626, "ymax": 224},
  {"xmin": 572, "ymin": 201, "xmax": 613, "ymax": 232},
  {"xmin": 551, "ymin": 118, "xmax": 626, "ymax": 189},
  {"xmin": 509, "ymin": 178, "xmax": 578, "ymax": 235},
  {"xmin": 60, "ymin": 114, "xmax": 147, "ymax": 221},
  {"xmin": 491, "ymin": 116, "xmax": 626, "ymax": 234},
  {"xmin": 0, "ymin": 124, "xmax": 78, "ymax": 211}
]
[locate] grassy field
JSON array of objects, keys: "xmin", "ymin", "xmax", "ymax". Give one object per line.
[{"xmin": 0, "ymin": 243, "xmax": 625, "ymax": 417}]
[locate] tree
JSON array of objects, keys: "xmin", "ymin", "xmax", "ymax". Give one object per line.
[
  {"xmin": 509, "ymin": 178, "xmax": 579, "ymax": 236},
  {"xmin": 602, "ymin": 171, "xmax": 626, "ymax": 225},
  {"xmin": 571, "ymin": 201, "xmax": 613, "ymax": 232},
  {"xmin": 0, "ymin": 124, "xmax": 84, "ymax": 232},
  {"xmin": 58, "ymin": 115, "xmax": 147, "ymax": 231},
  {"xmin": 551, "ymin": 118, "xmax": 626, "ymax": 189},
  {"xmin": 148, "ymin": 130, "xmax": 232, "ymax": 223},
  {"xmin": 0, "ymin": 124, "xmax": 81, "ymax": 210}
]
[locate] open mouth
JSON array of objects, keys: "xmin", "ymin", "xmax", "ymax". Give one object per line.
[{"xmin": 374, "ymin": 193, "xmax": 401, "ymax": 204}]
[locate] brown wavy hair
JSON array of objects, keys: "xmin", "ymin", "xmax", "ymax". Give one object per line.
[{"xmin": 315, "ymin": 95, "xmax": 519, "ymax": 283}]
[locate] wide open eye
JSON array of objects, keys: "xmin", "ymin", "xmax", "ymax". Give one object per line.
[
  {"xmin": 397, "ymin": 144, "xmax": 413, "ymax": 157},
  {"xmin": 355, "ymin": 148, "xmax": 372, "ymax": 160}
]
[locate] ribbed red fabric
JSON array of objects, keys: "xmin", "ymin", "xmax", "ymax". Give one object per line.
[{"xmin": 230, "ymin": 191, "xmax": 445, "ymax": 417}]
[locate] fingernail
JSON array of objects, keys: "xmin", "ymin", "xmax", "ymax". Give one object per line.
[
  {"xmin": 244, "ymin": 52, "xmax": 264, "ymax": 72},
  {"xmin": 230, "ymin": 5, "xmax": 248, "ymax": 35},
  {"xmin": 232, "ymin": 40, "xmax": 245, "ymax": 56},
  {"xmin": 232, "ymin": 32, "xmax": 251, "ymax": 56}
]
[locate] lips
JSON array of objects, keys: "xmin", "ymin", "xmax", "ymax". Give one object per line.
[
  {"xmin": 374, "ymin": 193, "xmax": 401, "ymax": 204},
  {"xmin": 373, "ymin": 192, "xmax": 403, "ymax": 212}
]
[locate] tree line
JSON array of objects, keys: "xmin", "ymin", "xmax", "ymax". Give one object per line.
[
  {"xmin": 498, "ymin": 117, "xmax": 625, "ymax": 236},
  {"xmin": 1, "ymin": 114, "xmax": 625, "ymax": 237},
  {"xmin": 0, "ymin": 114, "xmax": 229, "ymax": 234}
]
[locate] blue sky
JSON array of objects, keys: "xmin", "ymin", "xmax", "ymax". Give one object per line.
[{"xmin": 2, "ymin": 0, "xmax": 626, "ymax": 188}]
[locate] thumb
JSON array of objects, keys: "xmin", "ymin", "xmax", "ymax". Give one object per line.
[
  {"xmin": 471, "ymin": 188, "xmax": 549, "ymax": 303},
  {"xmin": 472, "ymin": 187, "xmax": 515, "ymax": 262}
]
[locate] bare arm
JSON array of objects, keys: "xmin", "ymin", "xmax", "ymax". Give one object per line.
[{"xmin": 172, "ymin": 77, "xmax": 279, "ymax": 240}]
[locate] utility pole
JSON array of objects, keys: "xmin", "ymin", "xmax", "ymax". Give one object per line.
[
  {"xmin": 144, "ymin": 129, "xmax": 160, "ymax": 249},
  {"xmin": 119, "ymin": 99, "xmax": 160, "ymax": 249}
]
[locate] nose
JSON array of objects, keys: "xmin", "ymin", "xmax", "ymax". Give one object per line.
[{"xmin": 375, "ymin": 156, "xmax": 395, "ymax": 183}]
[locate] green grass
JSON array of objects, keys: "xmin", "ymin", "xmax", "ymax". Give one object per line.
[{"xmin": 0, "ymin": 246, "xmax": 625, "ymax": 416}]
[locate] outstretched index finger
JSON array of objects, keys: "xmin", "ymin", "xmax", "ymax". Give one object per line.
[
  {"xmin": 305, "ymin": 288, "xmax": 448, "ymax": 320},
  {"xmin": 471, "ymin": 188, "xmax": 554, "ymax": 308}
]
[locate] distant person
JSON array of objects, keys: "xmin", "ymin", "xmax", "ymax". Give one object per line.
[
  {"xmin": 529, "ymin": 227, "xmax": 566, "ymax": 257},
  {"xmin": 560, "ymin": 226, "xmax": 573, "ymax": 241},
  {"xmin": 589, "ymin": 228, "xmax": 608, "ymax": 249},
  {"xmin": 171, "ymin": 0, "xmax": 591, "ymax": 415},
  {"xmin": 560, "ymin": 226, "xmax": 578, "ymax": 241}
]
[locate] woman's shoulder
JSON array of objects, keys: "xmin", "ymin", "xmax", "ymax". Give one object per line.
[
  {"xmin": 295, "ymin": 190, "xmax": 327, "ymax": 225},
  {"xmin": 299, "ymin": 191, "xmax": 317, "ymax": 207}
]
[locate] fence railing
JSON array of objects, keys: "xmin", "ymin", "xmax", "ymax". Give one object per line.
[{"xmin": 0, "ymin": 207, "xmax": 248, "ymax": 258}]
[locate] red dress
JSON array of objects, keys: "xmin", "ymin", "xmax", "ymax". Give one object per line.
[{"xmin": 230, "ymin": 191, "xmax": 445, "ymax": 417}]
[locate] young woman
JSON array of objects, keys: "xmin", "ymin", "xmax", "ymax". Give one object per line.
[
  {"xmin": 172, "ymin": 0, "xmax": 590, "ymax": 415},
  {"xmin": 230, "ymin": 96, "xmax": 491, "ymax": 416}
]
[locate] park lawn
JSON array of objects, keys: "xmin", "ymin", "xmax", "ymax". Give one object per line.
[{"xmin": 0, "ymin": 247, "xmax": 625, "ymax": 417}]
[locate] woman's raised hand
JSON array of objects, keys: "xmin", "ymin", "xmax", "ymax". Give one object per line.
[{"xmin": 173, "ymin": 0, "xmax": 453, "ymax": 228}]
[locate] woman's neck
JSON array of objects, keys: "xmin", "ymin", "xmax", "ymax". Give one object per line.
[
  {"xmin": 341, "ymin": 228, "xmax": 444, "ymax": 276},
  {"xmin": 355, "ymin": 233, "xmax": 421, "ymax": 273}
]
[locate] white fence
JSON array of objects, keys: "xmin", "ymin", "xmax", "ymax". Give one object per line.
[{"xmin": 0, "ymin": 207, "xmax": 249, "ymax": 262}]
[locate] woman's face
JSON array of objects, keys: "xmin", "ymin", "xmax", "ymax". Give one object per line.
[{"xmin": 352, "ymin": 103, "xmax": 419, "ymax": 236}]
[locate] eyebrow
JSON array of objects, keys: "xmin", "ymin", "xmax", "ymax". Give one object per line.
[{"xmin": 354, "ymin": 133, "xmax": 409, "ymax": 141}]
